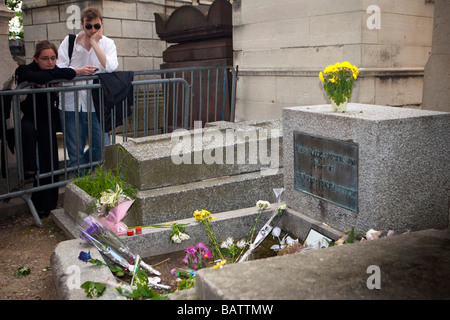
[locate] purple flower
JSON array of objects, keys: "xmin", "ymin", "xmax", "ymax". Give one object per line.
[{"xmin": 78, "ymin": 251, "xmax": 91, "ymax": 262}]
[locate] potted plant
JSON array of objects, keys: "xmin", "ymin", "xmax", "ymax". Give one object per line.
[{"xmin": 319, "ymin": 61, "xmax": 359, "ymax": 112}]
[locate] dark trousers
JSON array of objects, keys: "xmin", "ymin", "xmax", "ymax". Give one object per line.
[{"xmin": 21, "ymin": 116, "xmax": 59, "ymax": 212}]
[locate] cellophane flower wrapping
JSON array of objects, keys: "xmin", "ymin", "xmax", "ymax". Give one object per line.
[
  {"xmin": 99, "ymin": 200, "xmax": 134, "ymax": 236},
  {"xmin": 78, "ymin": 214, "xmax": 125, "ymax": 250},
  {"xmin": 77, "ymin": 213, "xmax": 162, "ymax": 276}
]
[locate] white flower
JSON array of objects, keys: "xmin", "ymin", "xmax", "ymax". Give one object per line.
[
  {"xmin": 236, "ymin": 239, "xmax": 246, "ymax": 248},
  {"xmin": 256, "ymin": 200, "xmax": 270, "ymax": 209},
  {"xmin": 171, "ymin": 233, "xmax": 181, "ymax": 244},
  {"xmin": 100, "ymin": 192, "xmax": 114, "ymax": 205},
  {"xmin": 179, "ymin": 232, "xmax": 190, "ymax": 241},
  {"xmin": 285, "ymin": 236, "xmax": 298, "ymax": 246},
  {"xmin": 221, "ymin": 237, "xmax": 234, "ymax": 249}
]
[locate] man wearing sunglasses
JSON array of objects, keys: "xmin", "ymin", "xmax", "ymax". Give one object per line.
[{"xmin": 57, "ymin": 7, "xmax": 118, "ymax": 175}]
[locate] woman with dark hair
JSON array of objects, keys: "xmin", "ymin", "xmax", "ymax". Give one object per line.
[{"xmin": 15, "ymin": 40, "xmax": 76, "ymax": 218}]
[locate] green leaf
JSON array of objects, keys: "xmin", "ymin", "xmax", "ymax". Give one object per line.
[
  {"xmin": 346, "ymin": 227, "xmax": 355, "ymax": 244},
  {"xmin": 80, "ymin": 281, "xmax": 106, "ymax": 298}
]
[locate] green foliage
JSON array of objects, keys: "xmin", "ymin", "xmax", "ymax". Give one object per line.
[
  {"xmin": 319, "ymin": 61, "xmax": 359, "ymax": 106},
  {"xmin": 80, "ymin": 253, "xmax": 167, "ymax": 300},
  {"xmin": 80, "ymin": 281, "xmax": 106, "ymax": 298},
  {"xmin": 176, "ymin": 276, "xmax": 196, "ymax": 291},
  {"xmin": 115, "ymin": 269, "xmax": 167, "ymax": 300},
  {"xmin": 72, "ymin": 146, "xmax": 137, "ymax": 204},
  {"xmin": 322, "ymin": 68, "xmax": 355, "ymax": 106},
  {"xmin": 6, "ymin": 0, "xmax": 23, "ymax": 40},
  {"xmin": 326, "ymin": 227, "xmax": 365, "ymax": 246},
  {"xmin": 14, "ymin": 265, "xmax": 30, "ymax": 276}
]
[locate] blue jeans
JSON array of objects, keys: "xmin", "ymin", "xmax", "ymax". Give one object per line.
[{"xmin": 61, "ymin": 110, "xmax": 103, "ymax": 175}]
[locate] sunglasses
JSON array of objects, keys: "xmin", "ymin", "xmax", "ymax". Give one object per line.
[{"xmin": 84, "ymin": 23, "xmax": 101, "ymax": 30}]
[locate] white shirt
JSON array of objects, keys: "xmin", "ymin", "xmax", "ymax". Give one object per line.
[{"xmin": 57, "ymin": 30, "xmax": 119, "ymax": 112}]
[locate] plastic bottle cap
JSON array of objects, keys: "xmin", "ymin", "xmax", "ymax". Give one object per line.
[{"xmin": 127, "ymin": 229, "xmax": 134, "ymax": 236}]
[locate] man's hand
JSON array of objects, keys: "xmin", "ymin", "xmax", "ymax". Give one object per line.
[
  {"xmin": 89, "ymin": 25, "xmax": 107, "ymax": 69},
  {"xmin": 89, "ymin": 25, "xmax": 103, "ymax": 45},
  {"xmin": 75, "ymin": 66, "xmax": 99, "ymax": 76}
]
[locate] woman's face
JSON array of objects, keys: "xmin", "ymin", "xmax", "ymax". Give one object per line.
[{"xmin": 34, "ymin": 48, "xmax": 57, "ymax": 70}]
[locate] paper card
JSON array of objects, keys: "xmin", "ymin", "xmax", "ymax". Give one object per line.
[{"xmin": 305, "ymin": 228, "xmax": 332, "ymax": 248}]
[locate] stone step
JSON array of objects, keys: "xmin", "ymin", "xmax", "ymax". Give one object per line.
[
  {"xmin": 128, "ymin": 167, "xmax": 284, "ymax": 226},
  {"xmin": 105, "ymin": 119, "xmax": 283, "ymax": 191}
]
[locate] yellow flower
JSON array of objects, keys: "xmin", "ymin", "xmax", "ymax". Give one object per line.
[
  {"xmin": 193, "ymin": 209, "xmax": 214, "ymax": 222},
  {"xmin": 323, "ymin": 65, "xmax": 335, "ymax": 74},
  {"xmin": 319, "ymin": 71, "xmax": 324, "ymax": 82},
  {"xmin": 340, "ymin": 61, "xmax": 352, "ymax": 69},
  {"xmin": 212, "ymin": 259, "xmax": 226, "ymax": 269}
]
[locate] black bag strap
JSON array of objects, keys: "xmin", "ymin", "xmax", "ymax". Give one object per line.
[{"xmin": 68, "ymin": 34, "xmax": 76, "ymax": 63}]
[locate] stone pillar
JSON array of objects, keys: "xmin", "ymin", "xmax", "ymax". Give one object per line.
[
  {"xmin": 422, "ymin": 0, "xmax": 450, "ymax": 112},
  {"xmin": 0, "ymin": 3, "xmax": 17, "ymax": 89},
  {"xmin": 283, "ymin": 103, "xmax": 450, "ymax": 233}
]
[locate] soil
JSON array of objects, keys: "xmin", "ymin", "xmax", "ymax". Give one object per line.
[{"xmin": 0, "ymin": 212, "xmax": 67, "ymax": 300}]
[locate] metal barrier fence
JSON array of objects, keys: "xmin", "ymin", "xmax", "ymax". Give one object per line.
[{"xmin": 0, "ymin": 65, "xmax": 237, "ymax": 226}]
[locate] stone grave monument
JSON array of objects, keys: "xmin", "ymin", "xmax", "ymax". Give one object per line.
[
  {"xmin": 283, "ymin": 103, "xmax": 450, "ymax": 233},
  {"xmin": 154, "ymin": 0, "xmax": 233, "ymax": 128}
]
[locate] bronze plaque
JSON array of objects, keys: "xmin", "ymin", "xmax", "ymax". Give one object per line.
[{"xmin": 294, "ymin": 131, "xmax": 358, "ymax": 212}]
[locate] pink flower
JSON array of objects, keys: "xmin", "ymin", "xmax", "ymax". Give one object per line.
[{"xmin": 365, "ymin": 229, "xmax": 382, "ymax": 240}]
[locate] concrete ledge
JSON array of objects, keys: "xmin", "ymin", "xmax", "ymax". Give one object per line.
[
  {"xmin": 195, "ymin": 229, "xmax": 450, "ymax": 300},
  {"xmin": 50, "ymin": 239, "xmax": 121, "ymax": 300},
  {"xmin": 133, "ymin": 169, "xmax": 284, "ymax": 226}
]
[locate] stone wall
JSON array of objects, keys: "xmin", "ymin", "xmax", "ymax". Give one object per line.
[
  {"xmin": 21, "ymin": 0, "xmax": 213, "ymax": 70},
  {"xmin": 233, "ymin": 0, "xmax": 434, "ymax": 121}
]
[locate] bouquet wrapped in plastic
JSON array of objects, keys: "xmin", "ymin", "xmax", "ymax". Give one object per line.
[
  {"xmin": 96, "ymin": 184, "xmax": 133, "ymax": 236},
  {"xmin": 77, "ymin": 213, "xmax": 168, "ymax": 289},
  {"xmin": 99, "ymin": 200, "xmax": 134, "ymax": 236}
]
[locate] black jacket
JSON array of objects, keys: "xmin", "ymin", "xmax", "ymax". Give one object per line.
[
  {"xmin": 15, "ymin": 61, "xmax": 76, "ymax": 129},
  {"xmin": 92, "ymin": 71, "xmax": 134, "ymax": 133}
]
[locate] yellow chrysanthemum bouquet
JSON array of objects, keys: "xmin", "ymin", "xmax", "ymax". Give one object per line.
[{"xmin": 319, "ymin": 61, "xmax": 359, "ymax": 111}]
